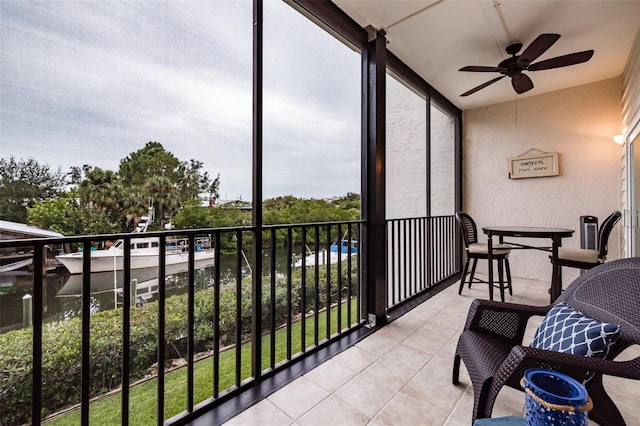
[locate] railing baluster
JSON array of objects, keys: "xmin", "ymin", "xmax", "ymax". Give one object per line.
[
  {"xmin": 325, "ymin": 224, "xmax": 331, "ymax": 340},
  {"xmin": 32, "ymin": 244, "xmax": 44, "ymax": 425},
  {"xmin": 356, "ymin": 222, "xmax": 361, "ymax": 322},
  {"xmin": 313, "ymin": 225, "xmax": 320, "ymax": 346},
  {"xmin": 81, "ymin": 240, "xmax": 91, "ymax": 425},
  {"xmin": 213, "ymin": 231, "xmax": 221, "ymax": 398},
  {"xmin": 158, "ymin": 235, "xmax": 166, "ymax": 425},
  {"xmin": 187, "ymin": 234, "xmax": 195, "ymax": 412},
  {"xmin": 122, "ymin": 237, "xmax": 131, "ymax": 426},
  {"xmin": 410, "ymin": 219, "xmax": 415, "ymax": 297},
  {"xmin": 301, "ymin": 227, "xmax": 306, "ymax": 352},
  {"xmin": 286, "ymin": 228, "xmax": 293, "ymax": 360},
  {"xmin": 270, "ymin": 228, "xmax": 277, "ymax": 369},
  {"xmin": 403, "ymin": 219, "xmax": 408, "ymax": 300},
  {"xmin": 387, "ymin": 220, "xmax": 397, "ymax": 306},
  {"xmin": 235, "ymin": 230, "xmax": 242, "ymax": 387},
  {"xmin": 347, "ymin": 224, "xmax": 353, "ymax": 327},
  {"xmin": 420, "ymin": 218, "xmax": 425, "ymax": 289},
  {"xmin": 336, "ymin": 223, "xmax": 342, "ymax": 333}
]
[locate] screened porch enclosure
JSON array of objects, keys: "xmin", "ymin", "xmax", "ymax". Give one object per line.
[{"xmin": 0, "ymin": 0, "xmax": 462, "ymax": 424}]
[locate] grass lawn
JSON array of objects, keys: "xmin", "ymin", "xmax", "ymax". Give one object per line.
[{"xmin": 45, "ymin": 300, "xmax": 358, "ymax": 425}]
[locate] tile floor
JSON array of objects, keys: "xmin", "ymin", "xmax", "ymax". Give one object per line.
[{"xmin": 223, "ymin": 275, "xmax": 640, "ymax": 426}]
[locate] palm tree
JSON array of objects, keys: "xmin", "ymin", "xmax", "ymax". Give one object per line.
[{"xmin": 145, "ymin": 175, "xmax": 179, "ymax": 227}]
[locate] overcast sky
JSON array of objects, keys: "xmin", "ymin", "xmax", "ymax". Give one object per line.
[{"xmin": 0, "ymin": 0, "xmax": 361, "ymax": 201}]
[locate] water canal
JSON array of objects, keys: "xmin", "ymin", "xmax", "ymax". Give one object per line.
[{"xmin": 0, "ymin": 250, "xmax": 292, "ymax": 334}]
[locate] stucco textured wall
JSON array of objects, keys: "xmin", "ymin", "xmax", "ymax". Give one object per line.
[{"xmin": 463, "ymin": 77, "xmax": 623, "ymax": 283}]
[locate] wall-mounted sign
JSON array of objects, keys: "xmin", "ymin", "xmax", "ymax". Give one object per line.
[{"xmin": 508, "ymin": 150, "xmax": 559, "ymax": 179}]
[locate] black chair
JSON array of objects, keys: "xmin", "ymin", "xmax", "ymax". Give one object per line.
[
  {"xmin": 452, "ymin": 257, "xmax": 640, "ymax": 425},
  {"xmin": 556, "ymin": 210, "xmax": 621, "ymax": 270},
  {"xmin": 456, "ymin": 212, "xmax": 513, "ymax": 302},
  {"xmin": 554, "ymin": 211, "xmax": 621, "ymax": 293}
]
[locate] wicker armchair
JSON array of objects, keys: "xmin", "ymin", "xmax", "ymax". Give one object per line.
[{"xmin": 452, "ymin": 257, "xmax": 640, "ymax": 425}]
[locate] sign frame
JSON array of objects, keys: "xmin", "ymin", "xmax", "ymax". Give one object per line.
[{"xmin": 508, "ymin": 151, "xmax": 559, "ymax": 179}]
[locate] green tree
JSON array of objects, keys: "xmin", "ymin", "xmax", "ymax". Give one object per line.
[
  {"xmin": 118, "ymin": 142, "xmax": 182, "ymax": 188},
  {"xmin": 78, "ymin": 167, "xmax": 121, "ymax": 211},
  {"xmin": 179, "ymin": 160, "xmax": 219, "ymax": 202},
  {"xmin": 118, "ymin": 142, "xmax": 215, "ymax": 224},
  {"xmin": 0, "ymin": 156, "xmax": 65, "ymax": 223},
  {"xmin": 145, "ymin": 175, "xmax": 179, "ymax": 227},
  {"xmin": 120, "ymin": 186, "xmax": 150, "ymax": 232},
  {"xmin": 173, "ymin": 202, "xmax": 250, "ymax": 229},
  {"xmin": 27, "ymin": 190, "xmax": 120, "ymax": 236}
]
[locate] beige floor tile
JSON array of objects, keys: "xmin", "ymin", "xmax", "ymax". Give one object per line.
[
  {"xmin": 407, "ymin": 302, "xmax": 442, "ymax": 323},
  {"xmin": 493, "ymin": 386, "xmax": 526, "ymax": 417},
  {"xmin": 389, "ymin": 314, "xmax": 427, "ymax": 331},
  {"xmin": 355, "ymin": 331, "xmax": 401, "ymax": 356},
  {"xmin": 443, "ymin": 416, "xmax": 470, "ymax": 426},
  {"xmin": 334, "ymin": 375, "xmax": 397, "ymax": 419},
  {"xmin": 223, "ymin": 399, "xmax": 294, "ymax": 426},
  {"xmin": 268, "ymin": 376, "xmax": 329, "ymax": 419},
  {"xmin": 297, "ymin": 395, "xmax": 371, "ymax": 426},
  {"xmin": 304, "ymin": 359, "xmax": 358, "ymax": 392},
  {"xmin": 358, "ymin": 356, "xmax": 417, "ymax": 391},
  {"xmin": 373, "ymin": 392, "xmax": 449, "ymax": 425},
  {"xmin": 372, "ymin": 321, "xmax": 415, "ymax": 342},
  {"xmin": 235, "ymin": 277, "xmax": 639, "ymax": 426},
  {"xmin": 381, "ymin": 342, "xmax": 432, "ymax": 371},
  {"xmin": 448, "ymin": 386, "xmax": 474, "ymax": 425},
  {"xmin": 401, "ymin": 355, "xmax": 467, "ymax": 414},
  {"xmin": 405, "ymin": 322, "xmax": 458, "ymax": 355},
  {"xmin": 332, "ymin": 345, "xmax": 380, "ymax": 372}
]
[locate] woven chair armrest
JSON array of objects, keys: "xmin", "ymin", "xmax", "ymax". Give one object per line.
[
  {"xmin": 465, "ymin": 299, "xmax": 550, "ymax": 344},
  {"xmin": 507, "ymin": 346, "xmax": 640, "ymax": 381}
]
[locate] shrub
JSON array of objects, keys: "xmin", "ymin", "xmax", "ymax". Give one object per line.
[{"xmin": 0, "ymin": 262, "xmax": 357, "ymax": 425}]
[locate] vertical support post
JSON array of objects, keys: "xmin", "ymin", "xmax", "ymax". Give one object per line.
[
  {"xmin": 362, "ymin": 26, "xmax": 388, "ymax": 327},
  {"xmin": 251, "ymin": 0, "xmax": 264, "ymax": 381}
]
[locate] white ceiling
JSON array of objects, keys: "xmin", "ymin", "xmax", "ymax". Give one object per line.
[{"xmin": 332, "ymin": 0, "xmax": 640, "ymax": 110}]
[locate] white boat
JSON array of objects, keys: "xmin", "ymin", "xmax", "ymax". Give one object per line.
[
  {"xmin": 56, "ymin": 258, "xmax": 215, "ymax": 297},
  {"xmin": 294, "ymin": 239, "xmax": 358, "ymax": 268},
  {"xmin": 56, "ymin": 214, "xmax": 215, "ymax": 274},
  {"xmin": 0, "ymin": 258, "xmax": 33, "ymax": 273}
]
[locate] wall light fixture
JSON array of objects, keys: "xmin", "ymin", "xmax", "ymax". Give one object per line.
[{"xmin": 613, "ymin": 134, "xmax": 625, "ymax": 145}]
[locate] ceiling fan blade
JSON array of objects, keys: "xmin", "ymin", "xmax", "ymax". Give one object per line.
[
  {"xmin": 460, "ymin": 76, "xmax": 505, "ymax": 97},
  {"xmin": 517, "ymin": 33, "xmax": 561, "ymax": 67},
  {"xmin": 459, "ymin": 65, "xmax": 504, "ymax": 73},
  {"xmin": 511, "ymin": 74, "xmax": 534, "ymax": 94},
  {"xmin": 527, "ymin": 50, "xmax": 594, "ymax": 71}
]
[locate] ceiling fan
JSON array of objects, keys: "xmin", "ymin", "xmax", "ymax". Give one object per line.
[{"xmin": 459, "ymin": 33, "xmax": 594, "ymax": 97}]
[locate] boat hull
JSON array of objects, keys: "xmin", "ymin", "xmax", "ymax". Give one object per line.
[{"xmin": 56, "ymin": 250, "xmax": 215, "ymax": 274}]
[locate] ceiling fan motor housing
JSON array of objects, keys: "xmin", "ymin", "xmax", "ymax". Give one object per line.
[{"xmin": 505, "ymin": 42, "xmax": 523, "ymax": 56}]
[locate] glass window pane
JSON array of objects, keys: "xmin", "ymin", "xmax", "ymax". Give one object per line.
[{"xmin": 386, "ymin": 73, "xmax": 427, "ymax": 219}]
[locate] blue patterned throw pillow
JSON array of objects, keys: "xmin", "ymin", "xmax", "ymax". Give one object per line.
[{"xmin": 531, "ymin": 302, "xmax": 620, "ymax": 359}]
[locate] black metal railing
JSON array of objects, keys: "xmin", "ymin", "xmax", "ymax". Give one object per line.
[
  {"xmin": 0, "ymin": 216, "xmax": 458, "ymax": 425},
  {"xmin": 386, "ymin": 215, "xmax": 459, "ymax": 308},
  {"xmin": 0, "ymin": 221, "xmax": 364, "ymax": 425}
]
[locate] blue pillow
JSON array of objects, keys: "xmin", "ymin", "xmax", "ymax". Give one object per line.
[{"xmin": 531, "ymin": 302, "xmax": 620, "ymax": 359}]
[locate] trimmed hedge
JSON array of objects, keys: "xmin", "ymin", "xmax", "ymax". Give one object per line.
[{"xmin": 0, "ymin": 263, "xmax": 357, "ymax": 425}]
